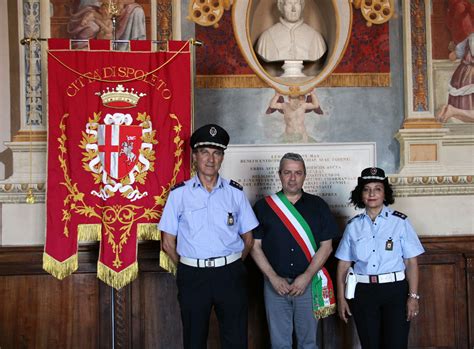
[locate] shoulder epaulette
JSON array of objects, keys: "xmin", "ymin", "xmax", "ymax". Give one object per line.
[
  {"xmin": 347, "ymin": 214, "xmax": 362, "ymax": 224},
  {"xmin": 171, "ymin": 181, "xmax": 185, "ymax": 191},
  {"xmin": 229, "ymin": 180, "xmax": 243, "ymax": 191},
  {"xmin": 392, "ymin": 210, "xmax": 407, "ymax": 220}
]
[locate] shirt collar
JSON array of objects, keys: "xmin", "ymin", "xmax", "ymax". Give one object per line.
[
  {"xmin": 279, "ymin": 17, "xmax": 304, "ymax": 30},
  {"xmin": 363, "ymin": 205, "xmax": 391, "ymax": 220},
  {"xmin": 277, "ymin": 189, "xmax": 305, "ymax": 203},
  {"xmin": 191, "ymin": 174, "xmax": 223, "ymax": 190}
]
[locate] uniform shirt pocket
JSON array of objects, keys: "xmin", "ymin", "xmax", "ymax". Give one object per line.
[
  {"xmin": 353, "ymin": 236, "xmax": 371, "ymax": 261},
  {"xmin": 181, "ymin": 206, "xmax": 207, "ymax": 236}
]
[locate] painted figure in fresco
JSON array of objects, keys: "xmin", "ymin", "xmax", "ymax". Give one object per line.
[
  {"xmin": 436, "ymin": 0, "xmax": 473, "ymax": 123},
  {"xmin": 255, "ymin": 0, "xmax": 326, "ymax": 77},
  {"xmin": 67, "ymin": 0, "xmax": 146, "ymax": 42},
  {"xmin": 266, "ymin": 89, "xmax": 323, "ymax": 143}
]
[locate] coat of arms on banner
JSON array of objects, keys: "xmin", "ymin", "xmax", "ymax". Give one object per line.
[{"xmin": 82, "ymin": 85, "xmax": 156, "ymax": 202}]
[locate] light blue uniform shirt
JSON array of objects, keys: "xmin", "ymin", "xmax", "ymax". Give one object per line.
[
  {"xmin": 158, "ymin": 175, "xmax": 259, "ymax": 259},
  {"xmin": 335, "ymin": 206, "xmax": 424, "ymax": 275}
]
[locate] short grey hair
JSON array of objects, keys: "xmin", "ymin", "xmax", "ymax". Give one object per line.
[
  {"xmin": 278, "ymin": 153, "xmax": 306, "ymax": 174},
  {"xmin": 277, "ymin": 0, "xmax": 305, "ymax": 13}
]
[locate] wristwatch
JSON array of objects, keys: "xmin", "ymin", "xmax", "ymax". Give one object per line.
[{"xmin": 408, "ymin": 292, "xmax": 420, "ymax": 299}]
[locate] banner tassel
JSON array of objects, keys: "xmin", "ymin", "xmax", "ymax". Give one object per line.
[
  {"xmin": 137, "ymin": 223, "xmax": 161, "ymax": 240},
  {"xmin": 97, "ymin": 261, "xmax": 139, "ymax": 290},
  {"xmin": 43, "ymin": 253, "xmax": 78, "ymax": 280},
  {"xmin": 78, "ymin": 224, "xmax": 101, "ymax": 241},
  {"xmin": 159, "ymin": 250, "xmax": 177, "ymax": 275}
]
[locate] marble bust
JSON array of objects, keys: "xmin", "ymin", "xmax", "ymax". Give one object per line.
[{"xmin": 255, "ymin": 0, "xmax": 326, "ymax": 77}]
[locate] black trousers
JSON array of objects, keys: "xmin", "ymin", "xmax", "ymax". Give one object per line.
[
  {"xmin": 176, "ymin": 260, "xmax": 248, "ymax": 349},
  {"xmin": 351, "ymin": 280, "xmax": 410, "ymax": 349}
]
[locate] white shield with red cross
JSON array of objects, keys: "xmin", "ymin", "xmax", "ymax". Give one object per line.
[{"xmin": 98, "ymin": 124, "xmax": 143, "ymax": 180}]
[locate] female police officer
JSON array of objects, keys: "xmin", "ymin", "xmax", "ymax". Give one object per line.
[{"xmin": 335, "ymin": 167, "xmax": 424, "ymax": 349}]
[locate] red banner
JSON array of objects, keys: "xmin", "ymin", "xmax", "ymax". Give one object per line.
[{"xmin": 44, "ymin": 40, "xmax": 192, "ymax": 289}]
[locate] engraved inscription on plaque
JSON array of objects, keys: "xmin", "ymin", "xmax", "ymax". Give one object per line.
[{"xmin": 220, "ymin": 144, "xmax": 376, "ymax": 222}]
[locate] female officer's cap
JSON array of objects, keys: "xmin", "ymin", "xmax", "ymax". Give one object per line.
[{"xmin": 357, "ymin": 167, "xmax": 388, "ymax": 186}]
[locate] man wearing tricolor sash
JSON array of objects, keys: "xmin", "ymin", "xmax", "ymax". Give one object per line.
[{"xmin": 251, "ymin": 153, "xmax": 338, "ymax": 349}]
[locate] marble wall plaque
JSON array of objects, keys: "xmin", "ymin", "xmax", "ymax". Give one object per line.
[{"xmin": 220, "ymin": 143, "xmax": 376, "ymax": 222}]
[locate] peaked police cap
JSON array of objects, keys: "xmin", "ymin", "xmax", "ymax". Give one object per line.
[{"xmin": 190, "ymin": 124, "xmax": 229, "ymax": 150}]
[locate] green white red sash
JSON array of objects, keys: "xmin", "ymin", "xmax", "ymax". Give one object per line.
[{"xmin": 265, "ymin": 191, "xmax": 336, "ymax": 319}]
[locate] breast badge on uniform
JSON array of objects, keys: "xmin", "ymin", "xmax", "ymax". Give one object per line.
[
  {"xmin": 392, "ymin": 211, "xmax": 407, "ymax": 220},
  {"xmin": 230, "ymin": 180, "xmax": 243, "ymax": 191},
  {"xmin": 227, "ymin": 212, "xmax": 235, "ymax": 226}
]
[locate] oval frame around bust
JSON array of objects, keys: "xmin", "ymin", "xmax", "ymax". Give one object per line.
[{"xmin": 232, "ymin": 0, "xmax": 352, "ymax": 95}]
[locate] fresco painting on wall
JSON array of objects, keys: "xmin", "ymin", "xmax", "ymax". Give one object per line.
[
  {"xmin": 50, "ymin": 0, "xmax": 151, "ymax": 46},
  {"xmin": 434, "ymin": 0, "xmax": 474, "ymax": 123},
  {"xmin": 265, "ymin": 89, "xmax": 324, "ymax": 143}
]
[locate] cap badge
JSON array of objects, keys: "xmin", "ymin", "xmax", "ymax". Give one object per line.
[
  {"xmin": 209, "ymin": 127, "xmax": 217, "ymax": 137},
  {"xmin": 370, "ymin": 167, "xmax": 377, "ymax": 175}
]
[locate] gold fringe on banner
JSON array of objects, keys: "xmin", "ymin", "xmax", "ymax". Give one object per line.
[
  {"xmin": 195, "ymin": 73, "xmax": 390, "ymax": 89},
  {"xmin": 159, "ymin": 250, "xmax": 177, "ymax": 275},
  {"xmin": 314, "ymin": 303, "xmax": 337, "ymax": 319},
  {"xmin": 43, "ymin": 252, "xmax": 78, "ymax": 280},
  {"xmin": 97, "ymin": 261, "xmax": 139, "ymax": 290},
  {"xmin": 137, "ymin": 223, "xmax": 161, "ymax": 240},
  {"xmin": 78, "ymin": 224, "xmax": 101, "ymax": 241}
]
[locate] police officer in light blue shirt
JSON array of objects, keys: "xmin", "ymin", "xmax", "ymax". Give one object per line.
[
  {"xmin": 159, "ymin": 124, "xmax": 259, "ymax": 349},
  {"xmin": 335, "ymin": 167, "xmax": 424, "ymax": 349}
]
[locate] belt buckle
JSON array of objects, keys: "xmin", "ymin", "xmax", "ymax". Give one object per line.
[
  {"xmin": 204, "ymin": 258, "xmax": 215, "ymax": 268},
  {"xmin": 370, "ymin": 275, "xmax": 378, "ymax": 283}
]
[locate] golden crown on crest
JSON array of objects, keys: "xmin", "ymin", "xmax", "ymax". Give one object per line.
[{"xmin": 96, "ymin": 84, "xmax": 147, "ymax": 109}]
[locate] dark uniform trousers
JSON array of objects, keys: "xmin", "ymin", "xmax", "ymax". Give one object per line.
[
  {"xmin": 351, "ymin": 280, "xmax": 410, "ymax": 349},
  {"xmin": 176, "ymin": 260, "xmax": 248, "ymax": 349}
]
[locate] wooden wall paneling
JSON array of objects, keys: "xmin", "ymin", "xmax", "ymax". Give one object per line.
[
  {"xmin": 466, "ymin": 254, "xmax": 474, "ymax": 349},
  {"xmin": 0, "ymin": 244, "xmax": 112, "ymax": 349},
  {"xmin": 0, "ymin": 274, "xmax": 102, "ymax": 349},
  {"xmin": 2, "ymin": 236, "xmax": 474, "ymax": 349},
  {"xmin": 99, "ymin": 281, "xmax": 113, "ymax": 349},
  {"xmin": 130, "ymin": 271, "xmax": 183, "ymax": 349},
  {"xmin": 320, "ymin": 313, "xmax": 361, "ymax": 349},
  {"xmin": 408, "ymin": 252, "xmax": 468, "ymax": 349},
  {"xmin": 246, "ymin": 259, "xmax": 271, "ymax": 349},
  {"xmin": 114, "ymin": 286, "xmax": 132, "ymax": 349},
  {"xmin": 421, "ymin": 236, "xmax": 474, "ymax": 253},
  {"xmin": 130, "ymin": 242, "xmax": 183, "ymax": 348}
]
